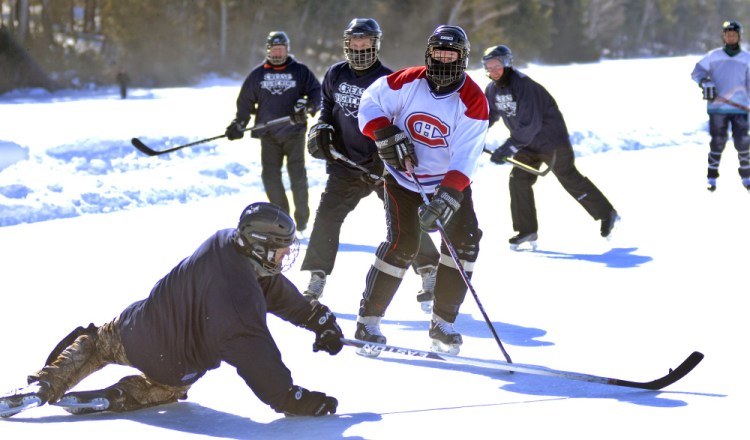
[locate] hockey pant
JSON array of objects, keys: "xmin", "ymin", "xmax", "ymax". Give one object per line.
[
  {"xmin": 707, "ymin": 113, "xmax": 750, "ymax": 179},
  {"xmin": 510, "ymin": 146, "xmax": 614, "ymax": 233},
  {"xmin": 300, "ymin": 173, "xmax": 439, "ymax": 275},
  {"xmin": 359, "ymin": 175, "xmax": 481, "ymax": 323},
  {"xmin": 260, "ymin": 130, "xmax": 310, "ymax": 229}
]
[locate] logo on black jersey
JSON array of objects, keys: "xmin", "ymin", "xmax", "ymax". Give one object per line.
[
  {"xmin": 494, "ymin": 93, "xmax": 516, "ymax": 117},
  {"xmin": 260, "ymin": 72, "xmax": 296, "ymax": 95},
  {"xmin": 405, "ymin": 112, "xmax": 450, "ymax": 148},
  {"xmin": 335, "ymin": 82, "xmax": 366, "ymax": 118}
]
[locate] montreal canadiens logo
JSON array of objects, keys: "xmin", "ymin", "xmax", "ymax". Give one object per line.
[{"xmin": 405, "ymin": 113, "xmax": 450, "ymax": 147}]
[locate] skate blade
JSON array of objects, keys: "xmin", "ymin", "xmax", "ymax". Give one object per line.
[
  {"xmin": 510, "ymin": 241, "xmax": 537, "ymax": 252},
  {"xmin": 431, "ymin": 339, "xmax": 461, "ymax": 355},
  {"xmin": 0, "ymin": 396, "xmax": 43, "ymax": 418},
  {"xmin": 356, "ymin": 347, "xmax": 382, "ymax": 358},
  {"xmin": 53, "ymin": 397, "xmax": 109, "ymax": 414}
]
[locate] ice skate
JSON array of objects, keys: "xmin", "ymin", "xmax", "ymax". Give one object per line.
[
  {"xmin": 415, "ymin": 265, "xmax": 437, "ymax": 313},
  {"xmin": 742, "ymin": 178, "xmax": 750, "ymax": 193},
  {"xmin": 0, "ymin": 381, "xmax": 51, "ymax": 418},
  {"xmin": 302, "ymin": 270, "xmax": 326, "ymax": 302},
  {"xmin": 354, "ymin": 316, "xmax": 386, "ymax": 358},
  {"xmin": 509, "ymin": 232, "xmax": 538, "ymax": 251},
  {"xmin": 429, "ymin": 315, "xmax": 462, "ymax": 355},
  {"xmin": 707, "ymin": 178, "xmax": 717, "ymax": 192},
  {"xmin": 600, "ymin": 210, "xmax": 620, "ymax": 240},
  {"xmin": 53, "ymin": 386, "xmax": 125, "ymax": 415}
]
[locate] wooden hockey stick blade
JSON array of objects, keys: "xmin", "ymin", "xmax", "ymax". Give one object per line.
[
  {"xmin": 483, "ymin": 148, "xmax": 556, "ymax": 176},
  {"xmin": 341, "ymin": 338, "xmax": 703, "ymax": 390}
]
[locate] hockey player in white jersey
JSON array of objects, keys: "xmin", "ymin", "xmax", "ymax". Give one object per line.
[{"xmin": 354, "ymin": 25, "xmax": 488, "ymax": 355}]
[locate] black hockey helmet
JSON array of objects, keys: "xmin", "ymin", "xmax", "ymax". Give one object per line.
[
  {"xmin": 343, "ymin": 18, "xmax": 382, "ymax": 70},
  {"xmin": 235, "ymin": 202, "xmax": 299, "ymax": 276},
  {"xmin": 482, "ymin": 45, "xmax": 513, "ymax": 68},
  {"xmin": 723, "ymin": 20, "xmax": 742, "ymax": 34},
  {"xmin": 266, "ymin": 31, "xmax": 290, "ymax": 65},
  {"xmin": 425, "ymin": 25, "xmax": 470, "ymax": 89}
]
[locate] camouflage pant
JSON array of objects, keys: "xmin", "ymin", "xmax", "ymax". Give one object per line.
[{"xmin": 33, "ymin": 318, "xmax": 190, "ymax": 412}]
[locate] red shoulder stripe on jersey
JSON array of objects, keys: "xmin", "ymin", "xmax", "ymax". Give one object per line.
[
  {"xmin": 440, "ymin": 170, "xmax": 470, "ymax": 192},
  {"xmin": 386, "ymin": 66, "xmax": 427, "ymax": 90},
  {"xmin": 459, "ymin": 76, "xmax": 489, "ymax": 121},
  {"xmin": 362, "ymin": 117, "xmax": 391, "ymax": 140}
]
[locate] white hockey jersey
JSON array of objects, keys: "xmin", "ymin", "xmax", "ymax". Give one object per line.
[{"xmin": 358, "ymin": 66, "xmax": 489, "ymax": 193}]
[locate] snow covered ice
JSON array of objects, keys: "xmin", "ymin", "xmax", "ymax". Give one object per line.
[{"xmin": 1, "ymin": 56, "xmax": 748, "ymax": 439}]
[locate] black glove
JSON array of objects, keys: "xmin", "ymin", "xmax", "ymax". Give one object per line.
[
  {"xmin": 305, "ymin": 302, "xmax": 344, "ymax": 355},
  {"xmin": 307, "ymin": 122, "xmax": 337, "ymax": 161},
  {"xmin": 490, "ymin": 139, "xmax": 519, "ymax": 164},
  {"xmin": 699, "ymin": 78, "xmax": 716, "ymax": 101},
  {"xmin": 225, "ymin": 118, "xmax": 248, "ymax": 141},
  {"xmin": 291, "ymin": 98, "xmax": 309, "ymax": 125},
  {"xmin": 418, "ymin": 186, "xmax": 463, "ymax": 232},
  {"xmin": 373, "ymin": 125, "xmax": 417, "ymax": 171},
  {"xmin": 281, "ymin": 385, "xmax": 338, "ymax": 417}
]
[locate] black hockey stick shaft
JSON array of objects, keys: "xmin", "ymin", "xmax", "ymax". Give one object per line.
[
  {"xmin": 406, "ymin": 162, "xmax": 513, "ymax": 363},
  {"xmin": 131, "ymin": 116, "xmax": 292, "ymax": 156},
  {"xmin": 328, "ymin": 150, "xmax": 383, "ymax": 184},
  {"xmin": 483, "ymin": 148, "xmax": 556, "ymax": 177},
  {"xmin": 341, "ymin": 338, "xmax": 703, "ymax": 390}
]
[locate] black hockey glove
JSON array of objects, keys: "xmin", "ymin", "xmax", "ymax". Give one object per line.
[
  {"xmin": 291, "ymin": 98, "xmax": 309, "ymax": 125},
  {"xmin": 307, "ymin": 122, "xmax": 337, "ymax": 161},
  {"xmin": 281, "ymin": 386, "xmax": 338, "ymax": 417},
  {"xmin": 306, "ymin": 302, "xmax": 344, "ymax": 355},
  {"xmin": 699, "ymin": 78, "xmax": 716, "ymax": 101},
  {"xmin": 225, "ymin": 118, "xmax": 248, "ymax": 141},
  {"xmin": 419, "ymin": 186, "xmax": 463, "ymax": 232},
  {"xmin": 490, "ymin": 139, "xmax": 519, "ymax": 164},
  {"xmin": 374, "ymin": 125, "xmax": 418, "ymax": 171}
]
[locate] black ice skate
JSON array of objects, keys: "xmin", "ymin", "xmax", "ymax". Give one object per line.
[
  {"xmin": 303, "ymin": 270, "xmax": 326, "ymax": 302},
  {"xmin": 509, "ymin": 232, "xmax": 538, "ymax": 251},
  {"xmin": 600, "ymin": 210, "xmax": 620, "ymax": 239},
  {"xmin": 354, "ymin": 316, "xmax": 386, "ymax": 358},
  {"xmin": 0, "ymin": 381, "xmax": 51, "ymax": 418},
  {"xmin": 429, "ymin": 315, "xmax": 463, "ymax": 355},
  {"xmin": 742, "ymin": 178, "xmax": 750, "ymax": 193},
  {"xmin": 53, "ymin": 386, "xmax": 125, "ymax": 415},
  {"xmin": 415, "ymin": 265, "xmax": 437, "ymax": 313}
]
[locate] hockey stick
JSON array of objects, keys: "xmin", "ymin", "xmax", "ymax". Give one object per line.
[
  {"xmin": 713, "ymin": 96, "xmax": 750, "ymax": 112},
  {"xmin": 131, "ymin": 116, "xmax": 292, "ymax": 156},
  {"xmin": 406, "ymin": 162, "xmax": 513, "ymax": 363},
  {"xmin": 327, "ymin": 149, "xmax": 384, "ymax": 184},
  {"xmin": 483, "ymin": 148, "xmax": 556, "ymax": 177},
  {"xmin": 341, "ymin": 338, "xmax": 703, "ymax": 390}
]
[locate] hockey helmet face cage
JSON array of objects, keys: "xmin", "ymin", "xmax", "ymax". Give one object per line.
[
  {"xmin": 266, "ymin": 31, "xmax": 290, "ymax": 65},
  {"xmin": 343, "ymin": 18, "xmax": 382, "ymax": 70},
  {"xmin": 236, "ymin": 202, "xmax": 299, "ymax": 275},
  {"xmin": 425, "ymin": 25, "xmax": 470, "ymax": 88}
]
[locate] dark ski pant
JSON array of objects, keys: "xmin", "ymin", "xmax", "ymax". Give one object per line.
[
  {"xmin": 510, "ymin": 145, "xmax": 614, "ymax": 234},
  {"xmin": 32, "ymin": 318, "xmax": 190, "ymax": 412},
  {"xmin": 301, "ymin": 173, "xmax": 439, "ymax": 275},
  {"xmin": 260, "ymin": 131, "xmax": 310, "ymax": 230},
  {"xmin": 707, "ymin": 112, "xmax": 750, "ymax": 179},
  {"xmin": 359, "ymin": 175, "xmax": 481, "ymax": 323}
]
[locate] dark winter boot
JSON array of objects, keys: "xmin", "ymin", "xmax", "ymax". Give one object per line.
[
  {"xmin": 509, "ymin": 232, "xmax": 538, "ymax": 251},
  {"xmin": 707, "ymin": 178, "xmax": 717, "ymax": 192},
  {"xmin": 0, "ymin": 380, "xmax": 52, "ymax": 418},
  {"xmin": 53, "ymin": 386, "xmax": 126, "ymax": 415},
  {"xmin": 429, "ymin": 314, "xmax": 463, "ymax": 355}
]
